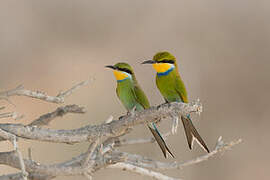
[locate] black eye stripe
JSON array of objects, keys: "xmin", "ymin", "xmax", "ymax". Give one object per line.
[
  {"xmin": 158, "ymin": 60, "xmax": 174, "ymax": 64},
  {"xmin": 117, "ymin": 68, "xmax": 132, "ymax": 74}
]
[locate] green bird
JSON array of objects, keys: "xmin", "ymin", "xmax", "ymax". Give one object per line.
[
  {"xmin": 142, "ymin": 52, "xmax": 210, "ymax": 153},
  {"xmin": 106, "ymin": 62, "xmax": 174, "ymax": 158}
]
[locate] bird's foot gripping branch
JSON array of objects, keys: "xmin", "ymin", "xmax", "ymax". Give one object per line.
[{"xmin": 0, "ymin": 81, "xmax": 242, "ymax": 180}]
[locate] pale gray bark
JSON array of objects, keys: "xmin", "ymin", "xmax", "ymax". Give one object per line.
[{"xmin": 0, "ymin": 82, "xmax": 242, "ymax": 180}]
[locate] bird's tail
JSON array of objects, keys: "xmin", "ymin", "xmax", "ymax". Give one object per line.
[
  {"xmin": 147, "ymin": 123, "xmax": 175, "ymax": 158},
  {"xmin": 181, "ymin": 115, "xmax": 210, "ymax": 153}
]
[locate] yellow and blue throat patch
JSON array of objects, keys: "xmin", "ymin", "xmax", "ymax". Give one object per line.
[
  {"xmin": 113, "ymin": 70, "xmax": 132, "ymax": 82},
  {"xmin": 152, "ymin": 63, "xmax": 175, "ymax": 76}
]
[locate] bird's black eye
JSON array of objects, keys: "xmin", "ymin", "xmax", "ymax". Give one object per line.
[
  {"xmin": 118, "ymin": 68, "xmax": 133, "ymax": 75},
  {"xmin": 159, "ymin": 59, "xmax": 174, "ymax": 64}
]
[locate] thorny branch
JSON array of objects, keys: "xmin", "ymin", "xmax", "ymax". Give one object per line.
[{"xmin": 0, "ymin": 81, "xmax": 242, "ymax": 180}]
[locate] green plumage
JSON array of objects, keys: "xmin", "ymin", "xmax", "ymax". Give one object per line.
[
  {"xmin": 116, "ymin": 78, "xmax": 149, "ymax": 111},
  {"xmin": 156, "ymin": 67, "xmax": 188, "ymax": 103},
  {"xmin": 107, "ymin": 62, "xmax": 174, "ymax": 158},
  {"xmin": 146, "ymin": 52, "xmax": 209, "ymax": 153}
]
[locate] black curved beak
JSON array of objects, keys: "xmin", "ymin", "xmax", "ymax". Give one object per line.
[
  {"xmin": 105, "ymin": 65, "xmax": 116, "ymax": 70},
  {"xmin": 141, "ymin": 60, "xmax": 156, "ymax": 64}
]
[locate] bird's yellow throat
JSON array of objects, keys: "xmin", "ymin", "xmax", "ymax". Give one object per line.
[
  {"xmin": 113, "ymin": 70, "xmax": 130, "ymax": 81},
  {"xmin": 152, "ymin": 63, "xmax": 173, "ymax": 73}
]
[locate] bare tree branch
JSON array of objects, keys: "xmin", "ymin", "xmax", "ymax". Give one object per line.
[
  {"xmin": 0, "ymin": 173, "xmax": 25, "ymax": 180},
  {"xmin": 0, "ymin": 137, "xmax": 241, "ymax": 180},
  {"xmin": 0, "ymin": 105, "xmax": 86, "ymax": 142},
  {"xmin": 0, "ymin": 112, "xmax": 23, "ymax": 120},
  {"xmin": 0, "ymin": 105, "xmax": 23, "ymax": 120},
  {"xmin": 0, "ymin": 79, "xmax": 90, "ymax": 104},
  {"xmin": 120, "ymin": 137, "xmax": 242, "ymax": 170},
  {"xmin": 29, "ymin": 104, "xmax": 86, "ymax": 126},
  {"xmin": 0, "ymin": 132, "xmax": 242, "ymax": 180},
  {"xmin": 12, "ymin": 139, "xmax": 28, "ymax": 180},
  {"xmin": 0, "ymin": 129, "xmax": 27, "ymax": 180},
  {"xmin": 0, "ymin": 172, "xmax": 54, "ymax": 180},
  {"xmin": 0, "ymin": 101, "xmax": 201, "ymax": 143},
  {"xmin": 0, "ymin": 128, "xmax": 16, "ymax": 142},
  {"xmin": 56, "ymin": 79, "xmax": 91, "ymax": 99},
  {"xmin": 82, "ymin": 139, "xmax": 100, "ymax": 168},
  {"xmin": 0, "ymin": 143, "xmax": 124, "ymax": 178},
  {"xmin": 0, "ymin": 81, "xmax": 242, "ymax": 180},
  {"xmin": 0, "ymin": 112, "xmax": 12, "ymax": 119},
  {"xmin": 110, "ymin": 163, "xmax": 181, "ymax": 180},
  {"xmin": 115, "ymin": 132, "xmax": 171, "ymax": 147}
]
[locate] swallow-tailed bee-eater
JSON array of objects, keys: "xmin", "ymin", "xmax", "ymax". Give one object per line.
[
  {"xmin": 142, "ymin": 52, "xmax": 210, "ymax": 153},
  {"xmin": 106, "ymin": 62, "xmax": 174, "ymax": 158}
]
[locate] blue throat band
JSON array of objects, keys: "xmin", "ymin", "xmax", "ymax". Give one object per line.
[
  {"xmin": 117, "ymin": 77, "xmax": 129, "ymax": 82},
  {"xmin": 157, "ymin": 67, "xmax": 174, "ymax": 77}
]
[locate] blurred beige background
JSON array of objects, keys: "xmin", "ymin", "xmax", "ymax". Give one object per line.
[{"xmin": 0, "ymin": 0, "xmax": 269, "ymax": 180}]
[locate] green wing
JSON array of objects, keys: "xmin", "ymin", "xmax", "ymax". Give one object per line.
[
  {"xmin": 174, "ymin": 74, "xmax": 188, "ymax": 103},
  {"xmin": 133, "ymin": 83, "xmax": 150, "ymax": 109}
]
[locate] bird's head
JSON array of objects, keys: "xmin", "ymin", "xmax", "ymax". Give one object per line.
[
  {"xmin": 105, "ymin": 62, "xmax": 134, "ymax": 82},
  {"xmin": 142, "ymin": 51, "xmax": 176, "ymax": 74}
]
